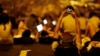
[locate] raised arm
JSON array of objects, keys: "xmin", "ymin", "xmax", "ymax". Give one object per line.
[
  {"xmin": 73, "ymin": 12, "xmax": 82, "ymax": 50},
  {"xmin": 53, "ymin": 10, "xmax": 66, "ymax": 38}
]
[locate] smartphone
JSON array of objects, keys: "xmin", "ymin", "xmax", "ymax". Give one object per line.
[
  {"xmin": 36, "ymin": 24, "xmax": 43, "ymax": 32},
  {"xmin": 43, "ymin": 19, "xmax": 47, "ymax": 24},
  {"xmin": 52, "ymin": 21, "xmax": 56, "ymax": 25},
  {"xmin": 66, "ymin": 8, "xmax": 72, "ymax": 13}
]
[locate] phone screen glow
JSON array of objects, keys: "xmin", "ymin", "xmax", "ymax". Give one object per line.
[{"xmin": 36, "ymin": 24, "xmax": 43, "ymax": 32}]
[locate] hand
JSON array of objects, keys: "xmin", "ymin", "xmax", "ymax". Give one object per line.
[
  {"xmin": 76, "ymin": 42, "xmax": 82, "ymax": 50},
  {"xmin": 90, "ymin": 41, "xmax": 99, "ymax": 47},
  {"xmin": 72, "ymin": 11, "xmax": 77, "ymax": 18},
  {"xmin": 95, "ymin": 42, "xmax": 100, "ymax": 48},
  {"xmin": 60, "ymin": 10, "xmax": 66, "ymax": 16}
]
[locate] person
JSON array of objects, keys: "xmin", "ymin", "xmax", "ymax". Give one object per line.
[
  {"xmin": 0, "ymin": 4, "xmax": 3, "ymax": 14},
  {"xmin": 26, "ymin": 14, "xmax": 43, "ymax": 42},
  {"xmin": 85, "ymin": 12, "xmax": 100, "ymax": 38},
  {"xmin": 13, "ymin": 13, "xmax": 28, "ymax": 37},
  {"xmin": 42, "ymin": 14, "xmax": 54, "ymax": 37},
  {"xmin": 26, "ymin": 14, "xmax": 39, "ymax": 34},
  {"xmin": 78, "ymin": 13, "xmax": 87, "ymax": 37},
  {"xmin": 52, "ymin": 6, "xmax": 81, "ymax": 56},
  {"xmin": 0, "ymin": 13, "xmax": 13, "ymax": 44},
  {"xmin": 81, "ymin": 12, "xmax": 100, "ymax": 56},
  {"xmin": 17, "ymin": 14, "xmax": 28, "ymax": 35},
  {"xmin": 14, "ymin": 30, "xmax": 35, "ymax": 44},
  {"xmin": 13, "ymin": 14, "xmax": 35, "ymax": 40},
  {"xmin": 81, "ymin": 12, "xmax": 100, "ymax": 50},
  {"xmin": 9, "ymin": 16, "xmax": 18, "ymax": 35},
  {"xmin": 38, "ymin": 15, "xmax": 55, "ymax": 44}
]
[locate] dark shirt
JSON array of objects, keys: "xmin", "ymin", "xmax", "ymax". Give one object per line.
[{"xmin": 14, "ymin": 37, "xmax": 34, "ymax": 44}]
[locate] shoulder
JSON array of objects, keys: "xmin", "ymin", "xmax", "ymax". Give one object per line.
[{"xmin": 62, "ymin": 15, "xmax": 71, "ymax": 21}]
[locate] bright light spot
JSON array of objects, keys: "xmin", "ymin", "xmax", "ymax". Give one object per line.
[
  {"xmin": 43, "ymin": 19, "xmax": 47, "ymax": 24},
  {"xmin": 67, "ymin": 8, "xmax": 72, "ymax": 13},
  {"xmin": 52, "ymin": 21, "xmax": 56, "ymax": 25},
  {"xmin": 36, "ymin": 24, "xmax": 43, "ymax": 32}
]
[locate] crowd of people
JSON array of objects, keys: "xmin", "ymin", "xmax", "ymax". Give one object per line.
[{"xmin": 0, "ymin": 5, "xmax": 100, "ymax": 56}]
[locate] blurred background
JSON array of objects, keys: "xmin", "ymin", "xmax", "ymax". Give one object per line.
[
  {"xmin": 0, "ymin": 0, "xmax": 69, "ymax": 18},
  {"xmin": 0, "ymin": 0, "xmax": 100, "ymax": 56},
  {"xmin": 0, "ymin": 0, "xmax": 100, "ymax": 18},
  {"xmin": 0, "ymin": 0, "xmax": 100, "ymax": 36}
]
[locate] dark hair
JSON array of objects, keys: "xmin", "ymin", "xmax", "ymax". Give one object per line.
[
  {"xmin": 0, "ymin": 13, "xmax": 10, "ymax": 25},
  {"xmin": 65, "ymin": 6, "xmax": 75, "ymax": 14},
  {"xmin": 30, "ymin": 14, "xmax": 39, "ymax": 24},
  {"xmin": 0, "ymin": 7, "xmax": 3, "ymax": 13},
  {"xmin": 65, "ymin": 6, "xmax": 74, "ymax": 11},
  {"xmin": 30, "ymin": 14, "xmax": 38, "ymax": 18},
  {"xmin": 9, "ymin": 16, "xmax": 17, "ymax": 29},
  {"xmin": 0, "ymin": 4, "xmax": 3, "ymax": 13},
  {"xmin": 41, "ymin": 30, "xmax": 48, "ymax": 36},
  {"xmin": 42, "ymin": 14, "xmax": 53, "ymax": 21},
  {"xmin": 89, "ymin": 12, "xmax": 98, "ymax": 18},
  {"xmin": 22, "ymin": 30, "xmax": 31, "ymax": 37},
  {"xmin": 80, "ymin": 13, "xmax": 84, "ymax": 17}
]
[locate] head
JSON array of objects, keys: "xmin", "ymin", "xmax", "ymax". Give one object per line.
[
  {"xmin": 41, "ymin": 30, "xmax": 48, "ymax": 36},
  {"xmin": 30, "ymin": 14, "xmax": 38, "ymax": 19},
  {"xmin": 30, "ymin": 14, "xmax": 39, "ymax": 24},
  {"xmin": 65, "ymin": 6, "xmax": 75, "ymax": 14},
  {"xmin": 89, "ymin": 12, "xmax": 98, "ymax": 18},
  {"xmin": 0, "ymin": 4, "xmax": 3, "ymax": 13},
  {"xmin": 42, "ymin": 14, "xmax": 53, "ymax": 26},
  {"xmin": 80, "ymin": 13, "xmax": 84, "ymax": 17},
  {"xmin": 22, "ymin": 30, "xmax": 31, "ymax": 37},
  {"xmin": 0, "ymin": 13, "xmax": 10, "ymax": 25}
]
